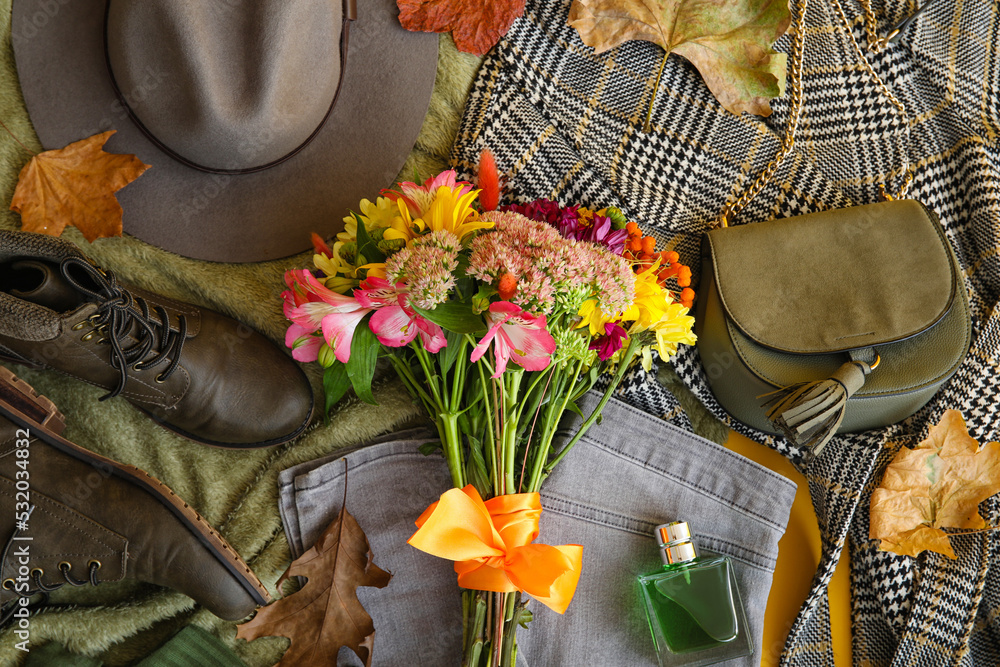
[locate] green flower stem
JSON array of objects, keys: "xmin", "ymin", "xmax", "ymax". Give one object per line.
[
  {"xmin": 501, "ymin": 372, "xmax": 523, "ymax": 495},
  {"xmin": 517, "ymin": 368, "xmax": 556, "ymax": 492},
  {"xmin": 543, "ymin": 336, "xmax": 644, "ymax": 477},
  {"xmin": 475, "ymin": 359, "xmax": 499, "ymax": 492},
  {"xmin": 413, "ymin": 345, "xmax": 444, "ymax": 407},
  {"xmin": 515, "ymin": 366, "xmax": 554, "ymax": 430},
  {"xmin": 387, "ymin": 355, "xmax": 435, "ymax": 413},
  {"xmin": 462, "ymin": 590, "xmax": 487, "ymax": 667},
  {"xmin": 491, "ymin": 592, "xmax": 510, "ymax": 667},
  {"xmin": 525, "ymin": 358, "xmax": 584, "ymax": 493},
  {"xmin": 451, "ymin": 337, "xmax": 470, "ymax": 408},
  {"xmin": 439, "ymin": 410, "xmax": 466, "ymax": 489},
  {"xmin": 499, "ymin": 594, "xmax": 520, "ymax": 667}
]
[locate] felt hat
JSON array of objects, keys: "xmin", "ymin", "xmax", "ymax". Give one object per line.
[{"xmin": 11, "ymin": 0, "xmax": 438, "ymax": 263}]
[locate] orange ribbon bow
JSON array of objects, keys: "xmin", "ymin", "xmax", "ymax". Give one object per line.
[{"xmin": 407, "ymin": 485, "xmax": 583, "ymax": 614}]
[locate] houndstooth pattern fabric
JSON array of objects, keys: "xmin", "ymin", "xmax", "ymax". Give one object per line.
[{"xmin": 449, "ymin": 0, "xmax": 1000, "ymax": 664}]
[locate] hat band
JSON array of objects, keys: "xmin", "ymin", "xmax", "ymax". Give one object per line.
[{"xmin": 102, "ymin": 0, "xmax": 358, "ymax": 176}]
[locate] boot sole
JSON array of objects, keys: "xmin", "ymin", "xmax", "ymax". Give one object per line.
[{"xmin": 0, "ymin": 366, "xmax": 272, "ymax": 610}]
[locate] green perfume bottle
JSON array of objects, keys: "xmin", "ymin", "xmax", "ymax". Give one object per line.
[{"xmin": 638, "ymin": 521, "xmax": 753, "ymax": 667}]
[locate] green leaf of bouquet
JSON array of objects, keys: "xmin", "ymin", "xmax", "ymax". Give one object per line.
[
  {"xmin": 467, "ymin": 440, "xmax": 490, "ymax": 497},
  {"xmin": 571, "ymin": 365, "xmax": 603, "ymax": 402},
  {"xmin": 322, "ymin": 363, "xmax": 352, "ymax": 419},
  {"xmin": 353, "ymin": 212, "xmax": 387, "ymax": 264},
  {"xmin": 418, "ymin": 441, "xmax": 442, "ymax": 456},
  {"xmin": 347, "ymin": 323, "xmax": 379, "ymax": 405},
  {"xmin": 439, "ymin": 329, "xmax": 465, "ymax": 376},
  {"xmin": 412, "ymin": 302, "xmax": 487, "ymax": 334},
  {"xmin": 564, "ymin": 400, "xmax": 586, "ymax": 420}
]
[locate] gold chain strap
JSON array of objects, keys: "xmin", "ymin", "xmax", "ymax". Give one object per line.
[{"xmin": 714, "ymin": 0, "xmax": 917, "ymax": 228}]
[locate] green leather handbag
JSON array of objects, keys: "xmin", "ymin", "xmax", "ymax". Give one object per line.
[{"xmin": 695, "ymin": 199, "xmax": 971, "ymax": 456}]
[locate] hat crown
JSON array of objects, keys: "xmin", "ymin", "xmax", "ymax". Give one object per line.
[{"xmin": 106, "ymin": 0, "xmax": 344, "ymax": 172}]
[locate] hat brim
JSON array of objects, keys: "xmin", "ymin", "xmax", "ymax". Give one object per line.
[{"xmin": 12, "ymin": 0, "xmax": 438, "ymax": 263}]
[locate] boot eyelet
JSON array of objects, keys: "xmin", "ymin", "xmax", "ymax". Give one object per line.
[
  {"xmin": 155, "ymin": 374, "xmax": 166, "ymax": 384},
  {"xmin": 82, "ymin": 332, "xmax": 97, "ymax": 342},
  {"xmin": 71, "ymin": 321, "xmax": 88, "ymax": 331},
  {"xmin": 30, "ymin": 568, "xmax": 44, "ymax": 577},
  {"xmin": 2, "ymin": 579, "xmax": 14, "ymax": 590},
  {"xmin": 58, "ymin": 561, "xmax": 72, "ymax": 572},
  {"xmin": 88, "ymin": 313, "xmax": 102, "ymax": 323},
  {"xmin": 132, "ymin": 363, "xmax": 143, "ymax": 372},
  {"xmin": 88, "ymin": 560, "xmax": 102, "ymax": 571}
]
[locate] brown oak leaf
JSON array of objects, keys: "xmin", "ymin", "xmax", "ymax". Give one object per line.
[
  {"xmin": 10, "ymin": 131, "xmax": 150, "ymax": 242},
  {"xmin": 237, "ymin": 485, "xmax": 391, "ymax": 666},
  {"xmin": 567, "ymin": 0, "xmax": 790, "ymax": 116},
  {"xmin": 870, "ymin": 410, "xmax": 1000, "ymax": 559},
  {"xmin": 397, "ymin": 0, "xmax": 526, "ymax": 56}
]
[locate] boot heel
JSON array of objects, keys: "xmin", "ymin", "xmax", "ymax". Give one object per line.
[{"xmin": 0, "ymin": 366, "xmax": 66, "ymax": 435}]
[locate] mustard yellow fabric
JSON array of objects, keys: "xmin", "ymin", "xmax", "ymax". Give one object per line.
[{"xmin": 724, "ymin": 431, "xmax": 852, "ymax": 667}]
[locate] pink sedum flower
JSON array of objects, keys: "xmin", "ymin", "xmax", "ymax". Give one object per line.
[
  {"xmin": 385, "ymin": 231, "xmax": 460, "ymax": 309},
  {"xmin": 282, "ymin": 269, "xmax": 371, "ymax": 363},
  {"xmin": 470, "ymin": 302, "xmax": 556, "ymax": 378},
  {"xmin": 356, "ymin": 277, "xmax": 447, "ymax": 353},
  {"xmin": 471, "ymin": 212, "xmax": 634, "ymax": 316}
]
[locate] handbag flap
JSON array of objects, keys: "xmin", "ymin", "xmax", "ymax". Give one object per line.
[{"xmin": 704, "ymin": 200, "xmax": 957, "ymax": 354}]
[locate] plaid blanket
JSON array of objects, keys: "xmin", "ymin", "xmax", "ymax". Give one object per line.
[{"xmin": 449, "ymin": 0, "xmax": 1000, "ymax": 664}]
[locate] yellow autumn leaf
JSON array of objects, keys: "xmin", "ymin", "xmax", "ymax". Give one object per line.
[
  {"xmin": 567, "ymin": 0, "xmax": 790, "ymax": 117},
  {"xmin": 870, "ymin": 410, "xmax": 1000, "ymax": 559}
]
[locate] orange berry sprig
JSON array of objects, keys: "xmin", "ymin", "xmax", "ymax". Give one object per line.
[{"xmin": 624, "ymin": 221, "xmax": 695, "ymax": 309}]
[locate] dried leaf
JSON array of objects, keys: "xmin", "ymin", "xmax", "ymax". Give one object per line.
[
  {"xmin": 10, "ymin": 131, "xmax": 150, "ymax": 242},
  {"xmin": 237, "ymin": 491, "xmax": 391, "ymax": 666},
  {"xmin": 567, "ymin": 0, "xmax": 789, "ymax": 116},
  {"xmin": 870, "ymin": 410, "xmax": 1000, "ymax": 559},
  {"xmin": 397, "ymin": 0, "xmax": 526, "ymax": 56}
]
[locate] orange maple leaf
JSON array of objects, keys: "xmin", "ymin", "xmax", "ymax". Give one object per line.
[
  {"xmin": 10, "ymin": 130, "xmax": 150, "ymax": 242},
  {"xmin": 397, "ymin": 0, "xmax": 526, "ymax": 57},
  {"xmin": 870, "ymin": 410, "xmax": 1000, "ymax": 559},
  {"xmin": 237, "ymin": 478, "xmax": 391, "ymax": 666}
]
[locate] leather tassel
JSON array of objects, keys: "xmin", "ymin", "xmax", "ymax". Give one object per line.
[{"xmin": 760, "ymin": 359, "xmax": 873, "ymax": 458}]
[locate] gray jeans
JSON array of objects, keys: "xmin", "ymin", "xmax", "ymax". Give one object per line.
[{"xmin": 278, "ymin": 394, "xmax": 797, "ymax": 666}]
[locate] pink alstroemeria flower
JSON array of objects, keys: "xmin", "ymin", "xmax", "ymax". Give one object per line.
[
  {"xmin": 284, "ymin": 323, "xmax": 324, "ymax": 363},
  {"xmin": 282, "ymin": 269, "xmax": 370, "ymax": 363},
  {"xmin": 470, "ymin": 302, "xmax": 556, "ymax": 378},
  {"xmin": 356, "ymin": 277, "xmax": 447, "ymax": 352}
]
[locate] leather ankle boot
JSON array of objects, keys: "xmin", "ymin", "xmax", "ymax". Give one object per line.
[
  {"xmin": 0, "ymin": 367, "xmax": 271, "ymax": 622},
  {"xmin": 0, "ymin": 230, "xmax": 313, "ymax": 448}
]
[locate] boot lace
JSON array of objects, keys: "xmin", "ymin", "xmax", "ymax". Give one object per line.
[
  {"xmin": 62, "ymin": 257, "xmax": 188, "ymax": 400},
  {"xmin": 1, "ymin": 507, "xmax": 103, "ymax": 627}
]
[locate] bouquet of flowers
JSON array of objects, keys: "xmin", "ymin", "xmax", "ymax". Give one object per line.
[{"xmin": 281, "ymin": 153, "xmax": 696, "ymax": 666}]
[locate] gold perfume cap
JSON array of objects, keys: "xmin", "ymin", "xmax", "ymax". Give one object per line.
[{"xmin": 654, "ymin": 521, "xmax": 699, "ymax": 565}]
